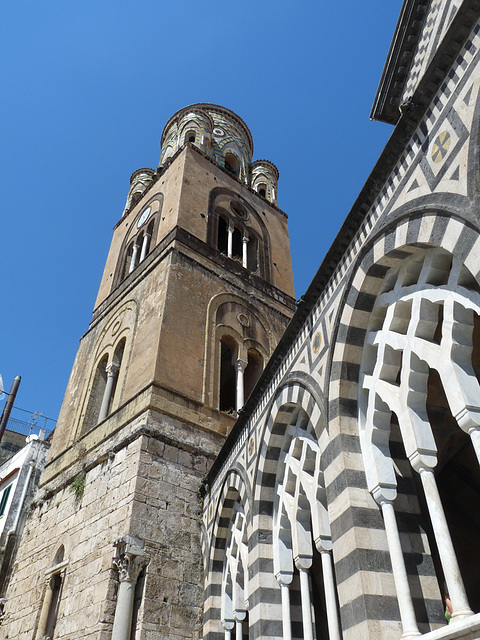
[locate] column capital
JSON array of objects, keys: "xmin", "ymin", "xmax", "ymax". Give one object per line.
[
  {"xmin": 275, "ymin": 570, "xmax": 293, "ymax": 586},
  {"xmin": 222, "ymin": 619, "xmax": 235, "ymax": 631},
  {"xmin": 235, "ymin": 358, "xmax": 247, "ymax": 373},
  {"xmin": 294, "ymin": 554, "xmax": 312, "ymax": 571},
  {"xmin": 113, "ymin": 535, "xmax": 149, "ymax": 583},
  {"xmin": 106, "ymin": 361, "xmax": 120, "ymax": 377}
]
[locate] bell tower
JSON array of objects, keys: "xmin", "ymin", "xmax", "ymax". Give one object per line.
[{"xmin": 2, "ymin": 105, "xmax": 295, "ymax": 640}]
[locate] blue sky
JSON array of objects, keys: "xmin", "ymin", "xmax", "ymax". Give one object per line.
[{"xmin": 0, "ymin": 1, "xmax": 402, "ymax": 422}]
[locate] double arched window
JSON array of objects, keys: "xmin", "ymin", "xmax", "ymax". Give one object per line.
[
  {"xmin": 123, "ymin": 218, "xmax": 155, "ymax": 279},
  {"xmin": 208, "ymin": 189, "xmax": 271, "ymax": 281},
  {"xmin": 219, "ymin": 335, "xmax": 263, "ymax": 414},
  {"xmin": 82, "ymin": 337, "xmax": 126, "ymax": 434}
]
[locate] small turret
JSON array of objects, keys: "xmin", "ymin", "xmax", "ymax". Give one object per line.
[
  {"xmin": 250, "ymin": 160, "xmax": 279, "ymax": 204},
  {"xmin": 122, "ymin": 168, "xmax": 155, "ymax": 216}
]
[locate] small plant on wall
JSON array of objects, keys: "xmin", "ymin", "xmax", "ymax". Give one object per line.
[{"xmin": 69, "ymin": 473, "xmax": 86, "ymax": 500}]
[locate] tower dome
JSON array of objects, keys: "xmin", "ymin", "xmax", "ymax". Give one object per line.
[{"xmin": 158, "ymin": 103, "xmax": 255, "ymax": 185}]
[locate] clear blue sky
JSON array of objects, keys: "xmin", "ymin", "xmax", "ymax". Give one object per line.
[{"xmin": 0, "ymin": 1, "xmax": 402, "ymax": 422}]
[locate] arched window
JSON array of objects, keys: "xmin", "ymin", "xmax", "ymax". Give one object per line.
[
  {"xmin": 208, "ymin": 190, "xmax": 271, "ymax": 280},
  {"xmin": 220, "ymin": 336, "xmax": 237, "ymax": 413},
  {"xmin": 225, "ymin": 153, "xmax": 240, "ymax": 177},
  {"xmin": 257, "ymin": 183, "xmax": 267, "ymax": 198},
  {"xmin": 359, "ymin": 249, "xmax": 480, "ymax": 632},
  {"xmin": 185, "ymin": 129, "xmax": 196, "ymax": 144},
  {"xmin": 83, "ymin": 354, "xmax": 108, "ymax": 433}
]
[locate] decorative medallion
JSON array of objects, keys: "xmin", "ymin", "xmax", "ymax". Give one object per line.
[
  {"xmin": 237, "ymin": 313, "xmax": 250, "ymax": 327},
  {"xmin": 312, "ymin": 332, "xmax": 322, "ymax": 354},
  {"xmin": 230, "ymin": 200, "xmax": 248, "ymax": 220},
  {"xmin": 208, "ymin": 503, "xmax": 213, "ymax": 521},
  {"xmin": 137, "ymin": 206, "xmax": 152, "ymax": 228},
  {"xmin": 248, "ymin": 436, "xmax": 255, "ymax": 457},
  {"xmin": 111, "ymin": 320, "xmax": 121, "ymax": 336},
  {"xmin": 431, "ymin": 131, "xmax": 451, "ymax": 163},
  {"xmin": 213, "ymin": 127, "xmax": 225, "ymax": 137}
]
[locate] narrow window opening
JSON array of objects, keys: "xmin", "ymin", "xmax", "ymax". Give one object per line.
[
  {"xmin": 311, "ymin": 544, "xmax": 329, "ymax": 639},
  {"xmin": 244, "ymin": 349, "xmax": 263, "ymax": 401},
  {"xmin": 130, "ymin": 565, "xmax": 147, "ymax": 640},
  {"xmin": 185, "ymin": 130, "xmax": 196, "ymax": 144},
  {"xmin": 218, "ymin": 217, "xmax": 228, "ymax": 254},
  {"xmin": 247, "ymin": 236, "xmax": 258, "ymax": 272},
  {"xmin": 123, "ymin": 242, "xmax": 135, "ymax": 279},
  {"xmin": 83, "ymin": 354, "xmax": 109, "ymax": 433},
  {"xmin": 109, "ymin": 339, "xmax": 126, "ymax": 414},
  {"xmin": 257, "ymin": 183, "xmax": 267, "ymax": 198},
  {"xmin": 225, "ymin": 153, "xmax": 240, "ymax": 177},
  {"xmin": 241, "ymin": 611, "xmax": 249, "ymax": 640},
  {"xmin": 232, "ymin": 227, "xmax": 242, "ymax": 259},
  {"xmin": 146, "ymin": 219, "xmax": 154, "ymax": 251},
  {"xmin": 45, "ymin": 572, "xmax": 63, "ymax": 639},
  {"xmin": 289, "ymin": 565, "xmax": 304, "ymax": 640},
  {"xmin": 220, "ymin": 337, "xmax": 236, "ymax": 413}
]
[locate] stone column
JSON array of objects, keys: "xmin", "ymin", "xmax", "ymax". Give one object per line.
[
  {"xmin": 98, "ymin": 362, "xmax": 120, "ymax": 423},
  {"xmin": 235, "ymin": 359, "xmax": 247, "ymax": 412},
  {"xmin": 139, "ymin": 233, "xmax": 151, "ymax": 263},
  {"xmin": 418, "ymin": 468, "xmax": 473, "ymax": 620},
  {"xmin": 242, "ymin": 234, "xmax": 248, "ymax": 268},
  {"xmin": 35, "ymin": 575, "xmax": 55, "ymax": 640},
  {"xmin": 295, "ymin": 557, "xmax": 313, "ymax": 640},
  {"xmin": 276, "ymin": 572, "xmax": 293, "ymax": 640},
  {"xmin": 129, "ymin": 242, "xmax": 140, "ymax": 273},
  {"xmin": 223, "ymin": 620, "xmax": 234, "ymax": 640},
  {"xmin": 234, "ymin": 612, "xmax": 246, "ymax": 640},
  {"xmin": 377, "ymin": 499, "xmax": 420, "ymax": 637},
  {"xmin": 112, "ymin": 536, "xmax": 149, "ymax": 640},
  {"xmin": 227, "ymin": 223, "xmax": 234, "ymax": 259},
  {"xmin": 319, "ymin": 550, "xmax": 343, "ymax": 640}
]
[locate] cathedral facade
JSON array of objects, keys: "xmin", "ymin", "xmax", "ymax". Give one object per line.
[{"xmin": 3, "ymin": 1, "xmax": 480, "ymax": 639}]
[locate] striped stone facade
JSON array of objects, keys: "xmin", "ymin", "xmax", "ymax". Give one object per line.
[{"xmin": 202, "ymin": 3, "xmax": 480, "ymax": 639}]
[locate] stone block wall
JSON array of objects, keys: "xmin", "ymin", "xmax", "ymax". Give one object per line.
[{"xmin": 1, "ymin": 409, "xmax": 218, "ymax": 640}]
